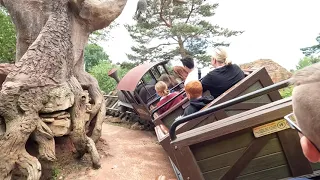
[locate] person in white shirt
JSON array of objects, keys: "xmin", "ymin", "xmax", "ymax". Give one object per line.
[{"xmin": 180, "ymin": 57, "xmax": 199, "ymax": 86}]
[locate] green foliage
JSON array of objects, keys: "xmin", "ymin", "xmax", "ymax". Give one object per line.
[
  {"xmin": 52, "ymin": 167, "xmax": 60, "ymax": 180},
  {"xmin": 89, "ymin": 61, "xmax": 130, "ymax": 93},
  {"xmin": 89, "ymin": 22, "xmax": 119, "ymax": 44},
  {"xmin": 84, "ymin": 43, "xmax": 109, "ymax": 71},
  {"xmin": 126, "ymin": 0, "xmax": 243, "ymax": 65},
  {"xmin": 301, "ymin": 35, "xmax": 320, "ymax": 56},
  {"xmin": 118, "ymin": 61, "xmax": 139, "ymax": 70},
  {"xmin": 279, "ymin": 86, "xmax": 293, "ymax": 98},
  {"xmin": 279, "ymin": 54, "xmax": 320, "ymax": 98},
  {"xmin": 296, "ymin": 56, "xmax": 320, "ymax": 70},
  {"xmin": 0, "ymin": 7, "xmax": 16, "ymax": 63}
]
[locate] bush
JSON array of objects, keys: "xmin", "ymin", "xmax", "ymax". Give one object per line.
[
  {"xmin": 0, "ymin": 8, "xmax": 16, "ymax": 63},
  {"xmin": 279, "ymin": 85, "xmax": 293, "ymax": 98},
  {"xmin": 89, "ymin": 61, "xmax": 129, "ymax": 94}
]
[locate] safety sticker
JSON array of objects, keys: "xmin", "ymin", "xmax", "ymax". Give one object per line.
[{"xmin": 253, "ymin": 119, "xmax": 292, "ymax": 138}]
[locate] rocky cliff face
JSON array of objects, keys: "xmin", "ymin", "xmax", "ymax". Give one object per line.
[{"xmin": 240, "ymin": 59, "xmax": 292, "ymax": 83}]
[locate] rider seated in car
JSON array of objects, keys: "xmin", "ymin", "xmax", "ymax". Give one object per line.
[
  {"xmin": 184, "ymin": 80, "xmax": 213, "ymax": 116},
  {"xmin": 155, "ymin": 81, "xmax": 183, "ymax": 115}
]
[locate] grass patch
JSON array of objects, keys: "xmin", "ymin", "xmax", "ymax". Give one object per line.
[{"xmin": 52, "ymin": 167, "xmax": 60, "ymax": 180}]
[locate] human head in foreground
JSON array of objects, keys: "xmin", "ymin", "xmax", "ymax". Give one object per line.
[
  {"xmin": 180, "ymin": 57, "xmax": 194, "ymax": 72},
  {"xmin": 211, "ymin": 47, "xmax": 232, "ymax": 68},
  {"xmin": 185, "ymin": 80, "xmax": 203, "ymax": 100},
  {"xmin": 291, "ymin": 62, "xmax": 320, "ymax": 162},
  {"xmin": 155, "ymin": 81, "xmax": 170, "ymax": 97}
]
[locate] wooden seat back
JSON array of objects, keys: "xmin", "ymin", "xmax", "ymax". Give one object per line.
[
  {"xmin": 154, "ymin": 67, "xmax": 279, "ymax": 129},
  {"xmin": 154, "ymin": 67, "xmax": 283, "ymax": 168},
  {"xmin": 170, "ymin": 98, "xmax": 320, "ymax": 180}
]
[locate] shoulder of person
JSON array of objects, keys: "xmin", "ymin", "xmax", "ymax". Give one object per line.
[
  {"xmin": 172, "ymin": 91, "xmax": 180, "ymax": 95},
  {"xmin": 230, "ymin": 64, "xmax": 242, "ymax": 69},
  {"xmin": 186, "ymin": 102, "xmax": 197, "ymax": 111},
  {"xmin": 183, "ymin": 106, "xmax": 193, "ymax": 116},
  {"xmin": 167, "ymin": 93, "xmax": 176, "ymax": 98}
]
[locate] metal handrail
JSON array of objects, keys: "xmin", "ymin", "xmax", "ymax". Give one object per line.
[
  {"xmin": 169, "ymin": 79, "xmax": 292, "ymax": 140},
  {"xmin": 151, "ymin": 90, "xmax": 186, "ymax": 120},
  {"xmin": 147, "ymin": 81, "xmax": 185, "ymax": 108},
  {"xmin": 151, "ymin": 77, "xmax": 204, "ymax": 119}
]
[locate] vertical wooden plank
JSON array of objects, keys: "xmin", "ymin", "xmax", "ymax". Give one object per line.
[
  {"xmin": 160, "ymin": 135, "xmax": 179, "ymax": 166},
  {"xmin": 173, "ymin": 146, "xmax": 204, "ymax": 180},
  {"xmin": 214, "ymin": 110, "xmax": 228, "ymax": 120},
  {"xmin": 258, "ymin": 74, "xmax": 282, "ymax": 101},
  {"xmin": 277, "ymin": 129, "xmax": 313, "ymax": 177},
  {"xmin": 220, "ymin": 135, "xmax": 271, "ymax": 180}
]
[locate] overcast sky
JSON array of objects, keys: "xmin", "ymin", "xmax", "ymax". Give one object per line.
[{"xmin": 101, "ymin": 0, "xmax": 320, "ymax": 70}]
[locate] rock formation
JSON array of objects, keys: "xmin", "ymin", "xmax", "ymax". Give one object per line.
[{"xmin": 240, "ymin": 59, "xmax": 292, "ymax": 83}]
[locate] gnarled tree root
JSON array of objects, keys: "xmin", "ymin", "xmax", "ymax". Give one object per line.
[
  {"xmin": 0, "ymin": 114, "xmax": 41, "ymax": 180},
  {"xmin": 70, "ymin": 89, "xmax": 101, "ymax": 169},
  {"xmin": 32, "ymin": 121, "xmax": 56, "ymax": 162},
  {"xmin": 77, "ymin": 71, "xmax": 106, "ymax": 143}
]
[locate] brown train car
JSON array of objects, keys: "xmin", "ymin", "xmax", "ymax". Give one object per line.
[
  {"xmin": 166, "ymin": 80, "xmax": 320, "ymax": 180},
  {"xmin": 108, "ymin": 60, "xmax": 185, "ymax": 122},
  {"xmin": 109, "ymin": 61, "xmax": 320, "ymax": 179}
]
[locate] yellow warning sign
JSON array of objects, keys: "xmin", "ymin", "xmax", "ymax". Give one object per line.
[{"xmin": 253, "ymin": 119, "xmax": 291, "ymax": 138}]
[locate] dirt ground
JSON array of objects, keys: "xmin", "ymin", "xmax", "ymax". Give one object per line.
[{"xmin": 54, "ymin": 123, "xmax": 176, "ymax": 180}]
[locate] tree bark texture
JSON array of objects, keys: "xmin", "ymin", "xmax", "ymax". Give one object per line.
[
  {"xmin": 177, "ymin": 35, "xmax": 187, "ymax": 58},
  {"xmin": 0, "ymin": 0, "xmax": 127, "ymax": 179}
]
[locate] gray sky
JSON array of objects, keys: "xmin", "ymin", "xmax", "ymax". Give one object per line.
[{"xmin": 101, "ymin": 0, "xmax": 320, "ymax": 70}]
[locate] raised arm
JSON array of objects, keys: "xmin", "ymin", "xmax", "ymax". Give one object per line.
[{"xmin": 70, "ymin": 0, "xmax": 128, "ymax": 31}]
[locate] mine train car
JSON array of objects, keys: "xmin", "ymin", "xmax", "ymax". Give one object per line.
[
  {"xmin": 108, "ymin": 61, "xmax": 320, "ymax": 180},
  {"xmin": 108, "ymin": 60, "xmax": 186, "ymax": 121}
]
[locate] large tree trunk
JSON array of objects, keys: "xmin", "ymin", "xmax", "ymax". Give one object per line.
[
  {"xmin": 0, "ymin": 0, "xmax": 127, "ymax": 179},
  {"xmin": 177, "ymin": 35, "xmax": 187, "ymax": 58}
]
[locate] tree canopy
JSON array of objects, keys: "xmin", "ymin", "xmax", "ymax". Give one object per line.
[
  {"xmin": 300, "ymin": 34, "xmax": 320, "ymax": 57},
  {"xmin": 84, "ymin": 43, "xmax": 109, "ymax": 71},
  {"xmin": 126, "ymin": 0, "xmax": 242, "ymax": 65},
  {"xmin": 0, "ymin": 7, "xmax": 16, "ymax": 63},
  {"xmin": 89, "ymin": 61, "xmax": 130, "ymax": 93},
  {"xmin": 280, "ymin": 42, "xmax": 320, "ymax": 98},
  {"xmin": 296, "ymin": 56, "xmax": 320, "ymax": 70},
  {"xmin": 298, "ymin": 34, "xmax": 320, "ymax": 70},
  {"xmin": 88, "ymin": 22, "xmax": 119, "ymax": 44}
]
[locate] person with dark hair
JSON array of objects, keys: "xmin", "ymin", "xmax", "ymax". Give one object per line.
[
  {"xmin": 159, "ymin": 74, "xmax": 178, "ymax": 90},
  {"xmin": 181, "ymin": 57, "xmax": 194, "ymax": 69},
  {"xmin": 201, "ymin": 47, "xmax": 245, "ymax": 98},
  {"xmin": 180, "ymin": 57, "xmax": 201, "ymax": 86}
]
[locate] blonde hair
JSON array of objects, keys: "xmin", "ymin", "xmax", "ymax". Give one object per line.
[
  {"xmin": 155, "ymin": 81, "xmax": 170, "ymax": 96},
  {"xmin": 213, "ymin": 47, "xmax": 232, "ymax": 65}
]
